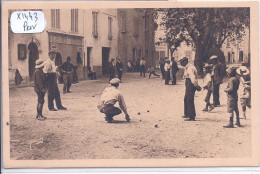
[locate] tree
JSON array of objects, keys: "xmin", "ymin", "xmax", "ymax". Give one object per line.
[{"xmin": 157, "ymin": 8, "xmax": 250, "ymax": 75}]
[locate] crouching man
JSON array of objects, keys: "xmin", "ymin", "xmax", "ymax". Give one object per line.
[{"xmin": 97, "ymin": 78, "xmax": 130, "ymax": 123}]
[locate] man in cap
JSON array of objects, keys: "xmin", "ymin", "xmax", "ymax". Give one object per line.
[
  {"xmin": 43, "ymin": 49, "xmax": 67, "ymax": 111},
  {"xmin": 140, "ymin": 57, "xmax": 146, "ymax": 77},
  {"xmin": 179, "ymin": 56, "xmax": 201, "ymax": 121},
  {"xmin": 33, "ymin": 59, "xmax": 47, "ymax": 121},
  {"xmin": 171, "ymin": 57, "xmax": 179, "ymax": 85},
  {"xmin": 97, "ymin": 78, "xmax": 130, "ymax": 123},
  {"xmin": 60, "ymin": 56, "xmax": 74, "ymax": 94},
  {"xmin": 164, "ymin": 58, "xmax": 171, "ymax": 85},
  {"xmin": 210, "ymin": 55, "xmax": 225, "ymax": 107},
  {"xmin": 116, "ymin": 58, "xmax": 123, "ymax": 81},
  {"xmin": 109, "ymin": 58, "xmax": 116, "ymax": 81}
]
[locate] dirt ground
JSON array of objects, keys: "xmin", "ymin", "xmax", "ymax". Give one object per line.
[{"xmin": 9, "ymin": 70, "xmax": 251, "ymax": 160}]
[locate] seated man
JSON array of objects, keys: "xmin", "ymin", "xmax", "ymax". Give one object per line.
[
  {"xmin": 87, "ymin": 66, "xmax": 97, "ymax": 80},
  {"xmin": 97, "ymin": 78, "xmax": 130, "ymax": 123}
]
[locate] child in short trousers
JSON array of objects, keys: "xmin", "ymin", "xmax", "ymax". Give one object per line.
[
  {"xmin": 223, "ymin": 67, "xmax": 240, "ymax": 128},
  {"xmin": 202, "ymin": 64, "xmax": 214, "ymax": 112},
  {"xmin": 236, "ymin": 66, "xmax": 251, "ymax": 119},
  {"xmin": 34, "ymin": 59, "xmax": 47, "ymax": 121}
]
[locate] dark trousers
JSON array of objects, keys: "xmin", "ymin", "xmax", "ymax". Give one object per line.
[
  {"xmin": 109, "ymin": 72, "xmax": 115, "ymax": 81},
  {"xmin": 172, "ymin": 73, "xmax": 177, "ymax": 85},
  {"xmin": 63, "ymin": 73, "xmax": 72, "ymax": 93},
  {"xmin": 47, "ymin": 73, "xmax": 62, "ymax": 110},
  {"xmin": 73, "ymin": 71, "xmax": 78, "ymax": 83},
  {"xmin": 102, "ymin": 105, "xmax": 122, "ymax": 119},
  {"xmin": 205, "ymin": 90, "xmax": 212, "ymax": 104},
  {"xmin": 88, "ymin": 72, "xmax": 96, "ymax": 80},
  {"xmin": 165, "ymin": 71, "xmax": 170, "ymax": 85},
  {"xmin": 118, "ymin": 71, "xmax": 122, "ymax": 81},
  {"xmin": 184, "ymin": 78, "xmax": 196, "ymax": 120},
  {"xmin": 160, "ymin": 67, "xmax": 165, "ymax": 79},
  {"xmin": 140, "ymin": 65, "xmax": 145, "ymax": 77},
  {"xmin": 213, "ymin": 84, "xmax": 220, "ymax": 105},
  {"xmin": 149, "ymin": 71, "xmax": 160, "ymax": 78}
]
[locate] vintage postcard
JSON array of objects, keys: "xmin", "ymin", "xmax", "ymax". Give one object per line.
[{"xmin": 2, "ymin": 1, "xmax": 259, "ymax": 168}]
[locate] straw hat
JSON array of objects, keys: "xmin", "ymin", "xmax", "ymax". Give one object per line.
[
  {"xmin": 35, "ymin": 59, "xmax": 46, "ymax": 68},
  {"xmin": 210, "ymin": 55, "xmax": 218, "ymax": 60},
  {"xmin": 236, "ymin": 66, "xmax": 249, "ymax": 75}
]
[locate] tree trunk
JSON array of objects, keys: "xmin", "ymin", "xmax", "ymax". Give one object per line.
[{"xmin": 194, "ymin": 43, "xmax": 204, "ymax": 77}]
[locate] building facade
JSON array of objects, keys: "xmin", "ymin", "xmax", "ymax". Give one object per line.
[
  {"xmin": 8, "ymin": 8, "xmax": 156, "ymax": 87},
  {"xmin": 117, "ymin": 9, "xmax": 156, "ymax": 68}
]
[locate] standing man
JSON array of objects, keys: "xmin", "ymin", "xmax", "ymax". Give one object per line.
[
  {"xmin": 140, "ymin": 57, "xmax": 146, "ymax": 77},
  {"xmin": 171, "ymin": 57, "xmax": 179, "ymax": 85},
  {"xmin": 44, "ymin": 49, "xmax": 67, "ymax": 111},
  {"xmin": 210, "ymin": 55, "xmax": 224, "ymax": 107},
  {"xmin": 164, "ymin": 59, "xmax": 171, "ymax": 85},
  {"xmin": 97, "ymin": 78, "xmax": 130, "ymax": 123},
  {"xmin": 179, "ymin": 56, "xmax": 201, "ymax": 121},
  {"xmin": 60, "ymin": 56, "xmax": 74, "ymax": 94},
  {"xmin": 116, "ymin": 58, "xmax": 123, "ymax": 82},
  {"xmin": 109, "ymin": 58, "xmax": 116, "ymax": 81},
  {"xmin": 159, "ymin": 57, "xmax": 165, "ymax": 79}
]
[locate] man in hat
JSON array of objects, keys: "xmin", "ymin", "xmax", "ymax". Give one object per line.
[
  {"xmin": 223, "ymin": 67, "xmax": 240, "ymax": 128},
  {"xmin": 33, "ymin": 59, "xmax": 47, "ymax": 121},
  {"xmin": 140, "ymin": 57, "xmax": 146, "ymax": 77},
  {"xmin": 179, "ymin": 56, "xmax": 201, "ymax": 121},
  {"xmin": 210, "ymin": 55, "xmax": 225, "ymax": 107},
  {"xmin": 43, "ymin": 49, "xmax": 67, "ymax": 111},
  {"xmin": 116, "ymin": 58, "xmax": 123, "ymax": 81},
  {"xmin": 61, "ymin": 56, "xmax": 74, "ymax": 94},
  {"xmin": 171, "ymin": 57, "xmax": 179, "ymax": 85},
  {"xmin": 97, "ymin": 78, "xmax": 130, "ymax": 123},
  {"xmin": 164, "ymin": 59, "xmax": 171, "ymax": 85},
  {"xmin": 109, "ymin": 58, "xmax": 116, "ymax": 81}
]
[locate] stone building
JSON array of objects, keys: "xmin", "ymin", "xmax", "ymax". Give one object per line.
[
  {"xmin": 117, "ymin": 9, "xmax": 156, "ymax": 68},
  {"xmin": 8, "ymin": 9, "xmax": 84, "ymax": 87}
]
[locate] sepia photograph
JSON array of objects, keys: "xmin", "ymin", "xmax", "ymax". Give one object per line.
[{"xmin": 2, "ymin": 1, "xmax": 259, "ymax": 168}]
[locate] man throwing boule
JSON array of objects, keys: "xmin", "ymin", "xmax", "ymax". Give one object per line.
[{"xmin": 97, "ymin": 78, "xmax": 130, "ymax": 123}]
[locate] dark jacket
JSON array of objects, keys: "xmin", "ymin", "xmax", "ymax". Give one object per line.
[
  {"xmin": 171, "ymin": 60, "xmax": 179, "ymax": 74},
  {"xmin": 116, "ymin": 62, "xmax": 123, "ymax": 72},
  {"xmin": 61, "ymin": 62, "xmax": 74, "ymax": 73},
  {"xmin": 34, "ymin": 68, "xmax": 47, "ymax": 93},
  {"xmin": 212, "ymin": 63, "xmax": 225, "ymax": 85},
  {"xmin": 109, "ymin": 62, "xmax": 116, "ymax": 74}
]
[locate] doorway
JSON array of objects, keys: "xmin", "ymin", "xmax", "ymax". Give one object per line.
[
  {"xmin": 102, "ymin": 47, "xmax": 110, "ymax": 76},
  {"xmin": 239, "ymin": 51, "xmax": 244, "ymax": 62},
  {"xmin": 228, "ymin": 52, "xmax": 231, "ymax": 63},
  {"xmin": 87, "ymin": 47, "xmax": 92, "ymax": 67},
  {"xmin": 55, "ymin": 52, "xmax": 62, "ymax": 66},
  {"xmin": 28, "ymin": 42, "xmax": 39, "ymax": 81}
]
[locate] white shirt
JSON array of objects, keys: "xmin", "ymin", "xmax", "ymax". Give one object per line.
[
  {"xmin": 140, "ymin": 60, "xmax": 146, "ymax": 66},
  {"xmin": 164, "ymin": 63, "xmax": 171, "ymax": 71},
  {"xmin": 43, "ymin": 58, "xmax": 56, "ymax": 73},
  {"xmin": 183, "ymin": 63, "xmax": 199, "ymax": 87},
  {"xmin": 98, "ymin": 86, "xmax": 127, "ymax": 114}
]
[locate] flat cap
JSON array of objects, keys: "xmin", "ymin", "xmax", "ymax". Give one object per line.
[{"xmin": 110, "ymin": 78, "xmax": 120, "ymax": 84}]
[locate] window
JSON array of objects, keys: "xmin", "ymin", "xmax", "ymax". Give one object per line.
[
  {"xmin": 92, "ymin": 11, "xmax": 98, "ymax": 37},
  {"xmin": 108, "ymin": 17, "xmax": 112, "ymax": 40},
  {"xmin": 71, "ymin": 9, "xmax": 78, "ymax": 32},
  {"xmin": 132, "ymin": 48, "xmax": 136, "ymax": 60},
  {"xmin": 51, "ymin": 9, "xmax": 60, "ymax": 29},
  {"xmin": 121, "ymin": 11, "xmax": 126, "ymax": 33},
  {"xmin": 133, "ymin": 18, "xmax": 138, "ymax": 37}
]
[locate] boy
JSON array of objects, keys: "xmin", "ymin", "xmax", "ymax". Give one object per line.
[
  {"xmin": 223, "ymin": 67, "xmax": 240, "ymax": 128},
  {"xmin": 202, "ymin": 64, "xmax": 214, "ymax": 112},
  {"xmin": 34, "ymin": 59, "xmax": 47, "ymax": 121},
  {"xmin": 236, "ymin": 66, "xmax": 251, "ymax": 119}
]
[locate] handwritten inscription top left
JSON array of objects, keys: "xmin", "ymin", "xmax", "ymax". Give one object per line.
[{"xmin": 10, "ymin": 11, "xmax": 45, "ymax": 33}]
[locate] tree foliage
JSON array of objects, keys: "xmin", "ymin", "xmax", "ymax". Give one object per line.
[{"xmin": 157, "ymin": 8, "xmax": 250, "ymax": 74}]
